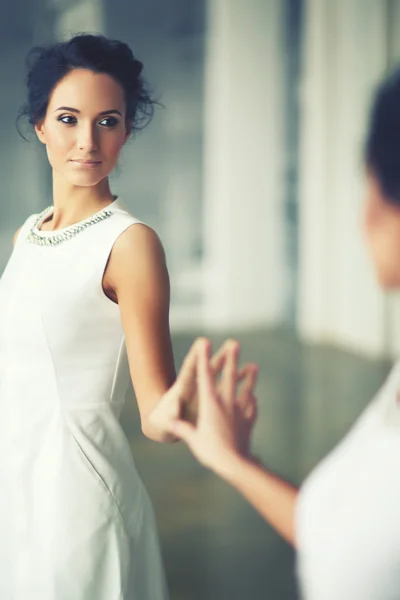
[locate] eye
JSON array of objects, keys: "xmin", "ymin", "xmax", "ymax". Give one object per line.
[
  {"xmin": 98, "ymin": 116, "xmax": 119, "ymax": 128},
  {"xmin": 57, "ymin": 114, "xmax": 77, "ymax": 125}
]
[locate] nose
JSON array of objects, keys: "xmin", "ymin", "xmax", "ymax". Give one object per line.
[{"xmin": 77, "ymin": 122, "xmax": 98, "ymax": 153}]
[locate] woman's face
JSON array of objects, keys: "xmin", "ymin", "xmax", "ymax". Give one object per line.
[
  {"xmin": 363, "ymin": 170, "xmax": 400, "ymax": 289},
  {"xmin": 35, "ymin": 68, "xmax": 130, "ymax": 187}
]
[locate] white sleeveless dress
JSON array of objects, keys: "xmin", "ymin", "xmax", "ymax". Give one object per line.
[
  {"xmin": 0, "ymin": 198, "xmax": 169, "ymax": 600},
  {"xmin": 296, "ymin": 361, "xmax": 400, "ymax": 599}
]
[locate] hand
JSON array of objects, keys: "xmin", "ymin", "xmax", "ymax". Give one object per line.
[
  {"xmin": 146, "ymin": 339, "xmax": 253, "ymax": 440},
  {"xmin": 178, "ymin": 338, "xmax": 256, "ymax": 426},
  {"xmin": 167, "ymin": 337, "xmax": 259, "ymax": 473},
  {"xmin": 235, "ymin": 362, "xmax": 259, "ymax": 457}
]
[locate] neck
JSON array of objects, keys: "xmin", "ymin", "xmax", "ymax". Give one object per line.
[{"xmin": 49, "ymin": 172, "xmax": 115, "ymax": 230}]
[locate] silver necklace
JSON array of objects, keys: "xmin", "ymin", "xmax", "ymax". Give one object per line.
[{"xmin": 27, "ymin": 204, "xmax": 114, "ymax": 246}]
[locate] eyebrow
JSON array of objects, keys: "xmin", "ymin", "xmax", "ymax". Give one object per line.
[{"xmin": 55, "ymin": 106, "xmax": 122, "ymax": 116}]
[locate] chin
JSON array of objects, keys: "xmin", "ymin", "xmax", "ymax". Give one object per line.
[{"xmin": 66, "ymin": 173, "xmax": 108, "ymax": 187}]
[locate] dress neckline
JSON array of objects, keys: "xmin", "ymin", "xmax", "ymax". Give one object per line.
[
  {"xmin": 27, "ymin": 197, "xmax": 119, "ymax": 247},
  {"xmin": 37, "ymin": 197, "xmax": 119, "ymax": 235}
]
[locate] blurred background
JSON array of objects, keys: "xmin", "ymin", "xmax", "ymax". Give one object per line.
[{"xmin": 1, "ymin": 0, "xmax": 400, "ymax": 598}]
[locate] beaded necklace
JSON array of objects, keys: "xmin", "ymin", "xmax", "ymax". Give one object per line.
[{"xmin": 27, "ymin": 204, "xmax": 114, "ymax": 246}]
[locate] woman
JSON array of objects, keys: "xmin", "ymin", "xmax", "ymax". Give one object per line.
[
  {"xmin": 0, "ymin": 33, "xmax": 203, "ymax": 600},
  {"xmin": 169, "ymin": 67, "xmax": 400, "ymax": 599}
]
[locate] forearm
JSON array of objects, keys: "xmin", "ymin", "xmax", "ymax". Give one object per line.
[{"xmin": 217, "ymin": 455, "xmax": 298, "ymax": 546}]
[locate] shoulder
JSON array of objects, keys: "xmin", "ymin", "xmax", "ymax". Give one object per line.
[
  {"xmin": 112, "ymin": 221, "xmax": 166, "ymax": 262},
  {"xmin": 106, "ymin": 222, "xmax": 169, "ymax": 294},
  {"xmin": 108, "ymin": 199, "xmax": 164, "ymax": 258}
]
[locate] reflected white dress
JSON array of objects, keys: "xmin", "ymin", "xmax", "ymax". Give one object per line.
[
  {"xmin": 0, "ymin": 198, "xmax": 169, "ymax": 600},
  {"xmin": 296, "ymin": 361, "xmax": 400, "ymax": 599}
]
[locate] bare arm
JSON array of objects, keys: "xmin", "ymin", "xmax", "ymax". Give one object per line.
[
  {"xmin": 169, "ymin": 338, "xmax": 299, "ymax": 547},
  {"xmin": 217, "ymin": 455, "xmax": 298, "ymax": 546},
  {"xmin": 105, "ymin": 223, "xmax": 177, "ymax": 442}
]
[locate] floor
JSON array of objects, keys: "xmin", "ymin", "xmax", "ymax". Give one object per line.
[{"xmin": 121, "ymin": 327, "xmax": 392, "ymax": 600}]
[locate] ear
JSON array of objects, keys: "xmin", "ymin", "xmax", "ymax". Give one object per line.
[{"xmin": 35, "ymin": 120, "xmax": 46, "ymax": 145}]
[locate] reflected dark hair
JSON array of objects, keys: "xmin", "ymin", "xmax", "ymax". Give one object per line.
[
  {"xmin": 365, "ymin": 67, "xmax": 400, "ymax": 205},
  {"xmin": 17, "ymin": 33, "xmax": 157, "ymax": 139}
]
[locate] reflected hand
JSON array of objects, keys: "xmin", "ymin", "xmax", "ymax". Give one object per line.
[
  {"xmin": 167, "ymin": 337, "xmax": 259, "ymax": 472},
  {"xmin": 146, "ymin": 338, "xmax": 254, "ymax": 440}
]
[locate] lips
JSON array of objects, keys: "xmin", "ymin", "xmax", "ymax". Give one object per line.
[{"xmin": 71, "ymin": 159, "xmax": 101, "ymax": 164}]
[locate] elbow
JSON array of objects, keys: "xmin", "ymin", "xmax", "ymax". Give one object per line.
[{"xmin": 141, "ymin": 420, "xmax": 180, "ymax": 444}]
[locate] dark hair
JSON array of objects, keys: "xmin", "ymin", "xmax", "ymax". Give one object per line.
[
  {"xmin": 365, "ymin": 67, "xmax": 400, "ymax": 205},
  {"xmin": 17, "ymin": 33, "xmax": 157, "ymax": 138}
]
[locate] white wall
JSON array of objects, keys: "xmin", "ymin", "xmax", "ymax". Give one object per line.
[
  {"xmin": 54, "ymin": 0, "xmax": 105, "ymax": 38},
  {"xmin": 200, "ymin": 0, "xmax": 287, "ymax": 330},
  {"xmin": 298, "ymin": 0, "xmax": 393, "ymax": 357},
  {"xmin": 0, "ymin": 33, "xmax": 48, "ymax": 271}
]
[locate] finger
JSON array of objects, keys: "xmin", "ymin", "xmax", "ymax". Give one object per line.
[
  {"xmin": 210, "ymin": 339, "xmax": 238, "ymax": 377},
  {"xmin": 237, "ymin": 364, "xmax": 259, "ymax": 409},
  {"xmin": 220, "ymin": 340, "xmax": 240, "ymax": 410},
  {"xmin": 170, "ymin": 419, "xmax": 196, "ymax": 443},
  {"xmin": 235, "ymin": 367, "xmax": 249, "ymax": 404},
  {"xmin": 176, "ymin": 337, "xmax": 212, "ymax": 397},
  {"xmin": 196, "ymin": 338, "xmax": 219, "ymax": 415},
  {"xmin": 242, "ymin": 364, "xmax": 259, "ymax": 391},
  {"xmin": 243, "ymin": 394, "xmax": 258, "ymax": 422},
  {"xmin": 237, "ymin": 363, "xmax": 258, "ymax": 383}
]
